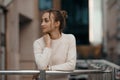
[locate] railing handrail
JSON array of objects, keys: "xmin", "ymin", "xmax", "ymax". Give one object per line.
[
  {"xmin": 102, "ymin": 60, "xmax": 120, "ymax": 69},
  {"xmin": 77, "ymin": 59, "xmax": 120, "ymax": 69},
  {"xmin": 0, "ymin": 69, "xmax": 107, "ymax": 75}
]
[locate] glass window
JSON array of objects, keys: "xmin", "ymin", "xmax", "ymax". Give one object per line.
[
  {"xmin": 62, "ymin": 0, "xmax": 89, "ymax": 45},
  {"xmin": 38, "ymin": 0, "xmax": 52, "ymax": 10}
]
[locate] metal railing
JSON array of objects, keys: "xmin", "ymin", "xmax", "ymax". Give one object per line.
[
  {"xmin": 0, "ymin": 60, "xmax": 119, "ymax": 80},
  {"xmin": 0, "ymin": 69, "xmax": 107, "ymax": 80},
  {"xmin": 76, "ymin": 59, "xmax": 120, "ymax": 80}
]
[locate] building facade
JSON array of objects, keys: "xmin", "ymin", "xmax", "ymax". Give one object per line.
[
  {"xmin": 104, "ymin": 0, "xmax": 120, "ymax": 65},
  {"xmin": 1, "ymin": 0, "xmax": 120, "ymax": 80},
  {"xmin": 3, "ymin": 0, "xmax": 40, "ymax": 80},
  {"xmin": 0, "ymin": 0, "xmax": 61, "ymax": 80}
]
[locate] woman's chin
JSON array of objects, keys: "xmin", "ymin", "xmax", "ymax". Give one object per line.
[
  {"xmin": 42, "ymin": 31, "xmax": 48, "ymax": 34},
  {"xmin": 42, "ymin": 30, "xmax": 46, "ymax": 33}
]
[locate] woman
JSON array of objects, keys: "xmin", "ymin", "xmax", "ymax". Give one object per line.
[{"xmin": 33, "ymin": 9, "xmax": 76, "ymax": 80}]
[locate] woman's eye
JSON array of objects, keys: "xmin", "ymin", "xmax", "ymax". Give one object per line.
[
  {"xmin": 45, "ymin": 20, "xmax": 48, "ymax": 22},
  {"xmin": 45, "ymin": 19, "xmax": 49, "ymax": 23},
  {"xmin": 41, "ymin": 18, "xmax": 49, "ymax": 23}
]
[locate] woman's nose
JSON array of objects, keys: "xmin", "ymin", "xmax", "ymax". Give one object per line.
[{"xmin": 41, "ymin": 22, "xmax": 45, "ymax": 26}]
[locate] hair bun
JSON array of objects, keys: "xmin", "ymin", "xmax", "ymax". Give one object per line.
[{"xmin": 60, "ymin": 10, "xmax": 68, "ymax": 19}]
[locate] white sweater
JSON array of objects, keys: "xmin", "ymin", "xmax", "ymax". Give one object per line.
[{"xmin": 33, "ymin": 33, "xmax": 76, "ymax": 80}]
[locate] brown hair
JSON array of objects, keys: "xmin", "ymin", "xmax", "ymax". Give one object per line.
[{"xmin": 42, "ymin": 9, "xmax": 68, "ymax": 32}]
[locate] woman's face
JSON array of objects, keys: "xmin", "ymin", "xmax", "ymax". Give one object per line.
[{"xmin": 41, "ymin": 12, "xmax": 58, "ymax": 34}]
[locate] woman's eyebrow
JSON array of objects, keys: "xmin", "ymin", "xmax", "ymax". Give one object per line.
[{"xmin": 42, "ymin": 17, "xmax": 49, "ymax": 20}]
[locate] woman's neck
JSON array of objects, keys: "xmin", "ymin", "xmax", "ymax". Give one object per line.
[{"xmin": 49, "ymin": 31, "xmax": 61, "ymax": 40}]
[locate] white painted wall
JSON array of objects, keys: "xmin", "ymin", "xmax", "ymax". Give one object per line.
[{"xmin": 89, "ymin": 0, "xmax": 103, "ymax": 46}]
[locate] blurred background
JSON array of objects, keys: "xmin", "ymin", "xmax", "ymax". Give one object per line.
[{"xmin": 0, "ymin": 0, "xmax": 120, "ymax": 80}]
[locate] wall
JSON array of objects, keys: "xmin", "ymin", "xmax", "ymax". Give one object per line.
[{"xmin": 6, "ymin": 0, "xmax": 40, "ymax": 80}]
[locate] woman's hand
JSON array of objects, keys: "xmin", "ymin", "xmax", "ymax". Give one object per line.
[{"xmin": 43, "ymin": 34, "xmax": 51, "ymax": 48}]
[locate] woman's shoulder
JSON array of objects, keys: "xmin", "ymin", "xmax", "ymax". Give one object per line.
[
  {"xmin": 62, "ymin": 33, "xmax": 75, "ymax": 39},
  {"xmin": 62, "ymin": 33, "xmax": 76, "ymax": 44}
]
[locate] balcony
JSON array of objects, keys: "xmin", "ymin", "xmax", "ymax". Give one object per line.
[{"xmin": 0, "ymin": 60, "xmax": 119, "ymax": 80}]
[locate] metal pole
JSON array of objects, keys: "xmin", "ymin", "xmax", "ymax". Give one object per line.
[
  {"xmin": 39, "ymin": 70, "xmax": 46, "ymax": 80},
  {"xmin": 111, "ymin": 68, "xmax": 115, "ymax": 80}
]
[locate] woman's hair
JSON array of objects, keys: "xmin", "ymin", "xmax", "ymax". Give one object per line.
[{"xmin": 42, "ymin": 9, "xmax": 68, "ymax": 32}]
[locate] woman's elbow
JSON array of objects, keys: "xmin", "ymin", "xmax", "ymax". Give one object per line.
[{"xmin": 68, "ymin": 62, "xmax": 76, "ymax": 71}]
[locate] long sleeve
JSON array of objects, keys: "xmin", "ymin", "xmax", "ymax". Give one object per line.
[
  {"xmin": 51, "ymin": 35, "xmax": 76, "ymax": 71},
  {"xmin": 33, "ymin": 40, "xmax": 52, "ymax": 70}
]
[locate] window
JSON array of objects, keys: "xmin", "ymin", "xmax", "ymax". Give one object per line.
[
  {"xmin": 62, "ymin": 0, "xmax": 89, "ymax": 45},
  {"xmin": 38, "ymin": 0, "xmax": 52, "ymax": 10}
]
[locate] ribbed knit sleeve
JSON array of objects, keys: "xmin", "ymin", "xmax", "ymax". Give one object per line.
[{"xmin": 33, "ymin": 40, "xmax": 52, "ymax": 70}]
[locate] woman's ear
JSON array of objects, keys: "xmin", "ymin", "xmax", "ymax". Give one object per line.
[{"xmin": 55, "ymin": 21, "xmax": 60, "ymax": 28}]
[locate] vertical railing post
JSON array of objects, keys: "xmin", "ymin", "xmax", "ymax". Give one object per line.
[
  {"xmin": 111, "ymin": 68, "xmax": 115, "ymax": 80},
  {"xmin": 39, "ymin": 70, "xmax": 46, "ymax": 80}
]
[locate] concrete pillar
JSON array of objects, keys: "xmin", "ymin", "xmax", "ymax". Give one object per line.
[{"xmin": 6, "ymin": 0, "xmax": 20, "ymax": 80}]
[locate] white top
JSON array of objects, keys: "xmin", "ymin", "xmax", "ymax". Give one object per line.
[{"xmin": 33, "ymin": 33, "xmax": 76, "ymax": 80}]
